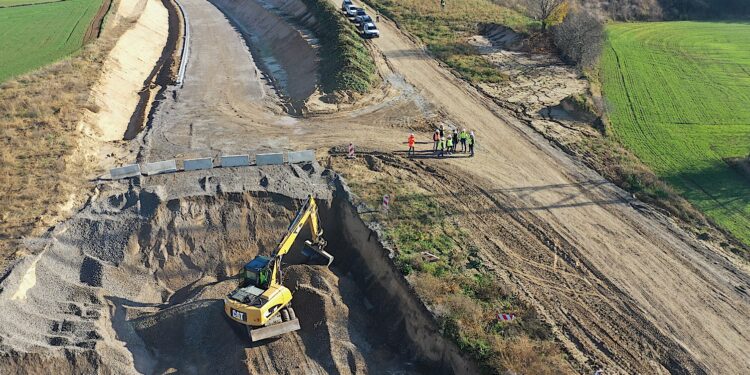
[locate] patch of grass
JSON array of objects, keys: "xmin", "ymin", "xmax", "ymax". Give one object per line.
[
  {"xmin": 0, "ymin": 0, "xmax": 105, "ymax": 82},
  {"xmin": 361, "ymin": 0, "xmax": 528, "ymax": 83},
  {"xmin": 601, "ymin": 22, "xmax": 750, "ymax": 247},
  {"xmin": 300, "ymin": 0, "xmax": 379, "ymax": 94},
  {"xmin": 0, "ymin": 0, "xmax": 61, "ymax": 6},
  {"xmin": 334, "ymin": 157, "xmax": 571, "ymax": 374}
]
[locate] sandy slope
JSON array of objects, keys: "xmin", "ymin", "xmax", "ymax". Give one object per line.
[{"xmin": 85, "ymin": 0, "xmax": 169, "ymax": 142}]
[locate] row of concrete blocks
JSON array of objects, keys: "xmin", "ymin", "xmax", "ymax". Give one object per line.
[{"xmin": 109, "ymin": 150, "xmax": 315, "ymax": 179}]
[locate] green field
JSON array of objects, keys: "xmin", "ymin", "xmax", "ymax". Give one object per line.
[
  {"xmin": 0, "ymin": 0, "xmax": 103, "ymax": 82},
  {"xmin": 602, "ymin": 22, "xmax": 750, "ymax": 245},
  {"xmin": 0, "ymin": 0, "xmax": 63, "ymax": 7}
]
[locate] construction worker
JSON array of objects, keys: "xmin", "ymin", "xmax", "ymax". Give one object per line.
[
  {"xmin": 459, "ymin": 128, "xmax": 468, "ymax": 152},
  {"xmin": 432, "ymin": 129, "xmax": 440, "ymax": 150},
  {"xmin": 452, "ymin": 130, "xmax": 459, "ymax": 153},
  {"xmin": 445, "ymin": 135, "xmax": 453, "ymax": 155},
  {"xmin": 437, "ymin": 137, "xmax": 445, "ymax": 158},
  {"xmin": 407, "ymin": 133, "xmax": 416, "ymax": 156},
  {"xmin": 468, "ymin": 131, "xmax": 475, "ymax": 157},
  {"xmin": 439, "ymin": 124, "xmax": 445, "ymax": 138}
]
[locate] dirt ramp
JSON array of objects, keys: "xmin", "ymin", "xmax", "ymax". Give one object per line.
[
  {"xmin": 285, "ymin": 266, "xmax": 368, "ymax": 374},
  {"xmin": 283, "ymin": 265, "xmax": 421, "ymax": 374}
]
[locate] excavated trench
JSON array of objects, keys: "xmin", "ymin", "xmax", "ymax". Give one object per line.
[
  {"xmin": 0, "ymin": 172, "xmax": 473, "ymax": 373},
  {"xmin": 210, "ymin": 0, "xmax": 320, "ymax": 114}
]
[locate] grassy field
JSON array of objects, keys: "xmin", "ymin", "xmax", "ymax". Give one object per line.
[
  {"xmin": 602, "ymin": 22, "xmax": 750, "ymax": 247},
  {"xmin": 0, "ymin": 0, "xmax": 104, "ymax": 82},
  {"xmin": 0, "ymin": 0, "xmax": 62, "ymax": 6},
  {"xmin": 362, "ymin": 0, "xmax": 528, "ymax": 83}
]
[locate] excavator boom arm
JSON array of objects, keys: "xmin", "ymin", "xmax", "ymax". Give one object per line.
[
  {"xmin": 274, "ymin": 196, "xmax": 321, "ymax": 258},
  {"xmin": 269, "ymin": 196, "xmax": 330, "ymax": 285}
]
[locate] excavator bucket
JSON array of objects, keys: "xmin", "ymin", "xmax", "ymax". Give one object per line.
[
  {"xmin": 303, "ymin": 240, "xmax": 333, "ymax": 266},
  {"xmin": 249, "ymin": 319, "xmax": 301, "ymax": 342}
]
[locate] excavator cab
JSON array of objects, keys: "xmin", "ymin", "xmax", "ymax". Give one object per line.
[{"xmin": 240, "ymin": 256, "xmax": 272, "ymax": 289}]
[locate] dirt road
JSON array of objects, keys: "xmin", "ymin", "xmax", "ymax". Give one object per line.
[
  {"xmin": 143, "ymin": 0, "xmax": 282, "ymax": 162},
  {"xmin": 361, "ymin": 15, "xmax": 750, "ymax": 374}
]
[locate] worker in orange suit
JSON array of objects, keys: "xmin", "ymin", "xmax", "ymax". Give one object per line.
[{"xmin": 407, "ymin": 133, "xmax": 416, "ymax": 157}]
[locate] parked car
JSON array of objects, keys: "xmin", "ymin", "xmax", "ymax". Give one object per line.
[
  {"xmin": 349, "ymin": 8, "xmax": 366, "ymax": 21},
  {"xmin": 361, "ymin": 22, "xmax": 380, "ymax": 38},
  {"xmin": 344, "ymin": 4, "xmax": 359, "ymax": 17},
  {"xmin": 354, "ymin": 14, "xmax": 373, "ymax": 27},
  {"xmin": 341, "ymin": 0, "xmax": 352, "ymax": 11}
]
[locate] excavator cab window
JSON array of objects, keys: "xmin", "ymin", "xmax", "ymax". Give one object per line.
[{"xmin": 240, "ymin": 256, "xmax": 272, "ymax": 288}]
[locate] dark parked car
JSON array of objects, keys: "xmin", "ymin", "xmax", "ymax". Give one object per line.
[
  {"xmin": 354, "ymin": 14, "xmax": 373, "ymax": 27},
  {"xmin": 349, "ymin": 8, "xmax": 366, "ymax": 21}
]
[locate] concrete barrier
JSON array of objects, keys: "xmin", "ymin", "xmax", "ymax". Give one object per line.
[
  {"xmin": 110, "ymin": 164, "xmax": 141, "ymax": 179},
  {"xmin": 142, "ymin": 160, "xmax": 178, "ymax": 176},
  {"xmin": 256, "ymin": 153, "xmax": 284, "ymax": 166},
  {"xmin": 184, "ymin": 157, "xmax": 213, "ymax": 171},
  {"xmin": 175, "ymin": 0, "xmax": 190, "ymax": 86},
  {"xmin": 221, "ymin": 154, "xmax": 250, "ymax": 168},
  {"xmin": 287, "ymin": 150, "xmax": 315, "ymax": 164}
]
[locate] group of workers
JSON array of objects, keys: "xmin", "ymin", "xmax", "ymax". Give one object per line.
[
  {"xmin": 406, "ymin": 127, "xmax": 475, "ymax": 158},
  {"xmin": 407, "ymin": 127, "xmax": 476, "ymax": 158}
]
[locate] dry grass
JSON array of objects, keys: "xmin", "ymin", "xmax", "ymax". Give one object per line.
[{"xmin": 0, "ymin": 16, "xmax": 132, "ymax": 267}]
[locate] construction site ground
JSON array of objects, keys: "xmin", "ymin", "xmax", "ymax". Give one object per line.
[{"xmin": 0, "ymin": 0, "xmax": 748, "ymax": 373}]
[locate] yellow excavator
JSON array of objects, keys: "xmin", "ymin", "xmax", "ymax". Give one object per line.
[{"xmin": 223, "ymin": 195, "xmax": 333, "ymax": 341}]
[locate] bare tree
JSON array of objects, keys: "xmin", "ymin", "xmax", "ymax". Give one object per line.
[
  {"xmin": 551, "ymin": 9, "xmax": 604, "ymax": 68},
  {"xmin": 527, "ymin": 0, "xmax": 567, "ymax": 30}
]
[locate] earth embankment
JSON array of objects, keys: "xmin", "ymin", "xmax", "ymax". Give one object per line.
[{"xmin": 84, "ymin": 0, "xmax": 170, "ymax": 142}]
